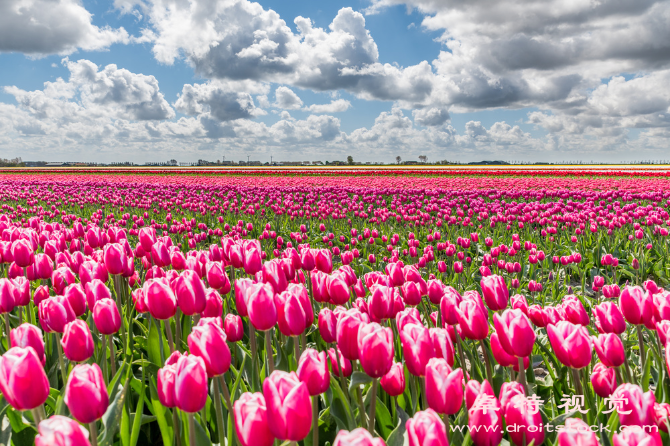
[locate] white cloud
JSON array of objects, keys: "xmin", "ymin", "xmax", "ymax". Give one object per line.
[
  {"xmin": 304, "ymin": 99, "xmax": 351, "ymax": 114},
  {"xmin": 175, "ymin": 80, "xmax": 268, "ymax": 121},
  {"xmin": 274, "ymin": 86, "xmax": 303, "ymax": 109},
  {"xmin": 412, "ymin": 107, "xmax": 450, "ymax": 126},
  {"xmin": 0, "ymin": 0, "xmax": 129, "ymax": 55}
]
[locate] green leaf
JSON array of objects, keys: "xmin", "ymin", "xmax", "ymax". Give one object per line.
[
  {"xmin": 107, "ymin": 360, "xmax": 128, "ymax": 399},
  {"xmin": 148, "ymin": 378, "xmax": 173, "ymax": 446},
  {"xmin": 130, "ymin": 363, "xmax": 146, "ymax": 446},
  {"xmin": 641, "ymin": 350, "xmax": 652, "ymax": 392},
  {"xmin": 329, "ymin": 377, "xmax": 355, "ymax": 431},
  {"xmin": 374, "ymin": 397, "xmax": 394, "ymax": 440},
  {"xmin": 98, "ymin": 373, "xmax": 131, "ymax": 446},
  {"xmin": 148, "ymin": 317, "xmax": 168, "ymax": 367},
  {"xmin": 348, "ymin": 371, "xmax": 373, "ymax": 393},
  {"xmin": 386, "ymin": 405, "xmax": 410, "ymax": 446},
  {"xmin": 0, "ymin": 400, "xmax": 11, "ymax": 446}
]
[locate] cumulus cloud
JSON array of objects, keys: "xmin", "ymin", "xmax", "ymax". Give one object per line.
[
  {"xmin": 175, "ymin": 80, "xmax": 268, "ymax": 121},
  {"xmin": 0, "ymin": 0, "xmax": 129, "ymax": 55},
  {"xmin": 274, "ymin": 86, "xmax": 303, "ymax": 109},
  {"xmin": 412, "ymin": 107, "xmax": 450, "ymax": 126},
  {"xmin": 304, "ymin": 99, "xmax": 351, "ymax": 114}
]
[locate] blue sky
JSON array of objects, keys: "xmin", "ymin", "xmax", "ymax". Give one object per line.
[{"xmin": 0, "ymin": 0, "xmax": 668, "ymax": 163}]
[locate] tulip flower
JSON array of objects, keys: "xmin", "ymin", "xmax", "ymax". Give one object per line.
[
  {"xmin": 202, "ymin": 288, "xmax": 223, "ymax": 318},
  {"xmin": 336, "ymin": 308, "xmax": 368, "ymax": 360},
  {"xmin": 10, "ymin": 276, "xmax": 29, "ymax": 308},
  {"xmin": 35, "ymin": 416, "xmax": 92, "ymax": 446},
  {"xmin": 654, "ymin": 402, "xmax": 670, "ymax": 433},
  {"xmin": 157, "ymin": 364, "xmax": 177, "ymax": 408},
  {"xmin": 224, "ymin": 314, "xmax": 244, "ymax": 342},
  {"xmin": 510, "ymin": 294, "xmax": 529, "ymax": 316},
  {"xmin": 440, "ymin": 288, "xmax": 462, "ymax": 325},
  {"xmin": 402, "ymin": 281, "xmax": 422, "ymax": 306},
  {"xmin": 493, "ymin": 309, "xmax": 535, "ymax": 358},
  {"xmin": 593, "ymin": 302, "xmax": 626, "ymax": 334},
  {"xmin": 11, "ymin": 239, "xmax": 34, "ymax": 267},
  {"xmin": 591, "ymin": 362, "xmax": 617, "ymax": 398},
  {"xmin": 499, "ymin": 381, "xmax": 525, "ymax": 415},
  {"xmin": 275, "ymin": 289, "xmax": 308, "ymax": 337},
  {"xmin": 79, "ymin": 260, "xmax": 108, "ymax": 287},
  {"xmin": 547, "ymin": 321, "xmax": 593, "ymax": 369},
  {"xmin": 0, "ymin": 346, "xmax": 50, "ymax": 410},
  {"xmin": 357, "ymin": 322, "xmax": 394, "ymax": 378},
  {"xmin": 174, "ymin": 354, "xmax": 208, "ymax": 413},
  {"xmin": 61, "ymin": 319, "xmax": 95, "ymax": 363},
  {"xmin": 318, "ymin": 307, "xmax": 338, "ymax": 343},
  {"xmin": 400, "ymin": 323, "xmax": 435, "ymax": 377},
  {"xmin": 65, "ymin": 364, "xmax": 109, "ymax": 424},
  {"xmin": 243, "ymin": 241, "xmax": 262, "ymax": 275},
  {"xmin": 505, "ymin": 394, "xmax": 545, "ymax": 446},
  {"xmin": 38, "ymin": 295, "xmax": 76, "ymax": 333},
  {"xmin": 380, "ymin": 362, "xmax": 405, "ymax": 396},
  {"xmin": 315, "ymin": 249, "xmax": 333, "ymax": 274},
  {"xmin": 465, "ymin": 379, "xmax": 494, "ymax": 410},
  {"xmin": 188, "ymin": 322, "xmax": 231, "ymax": 377},
  {"xmin": 425, "ymin": 358, "xmax": 464, "ymax": 415},
  {"xmin": 172, "ymin": 269, "xmax": 207, "ymax": 316},
  {"xmin": 93, "ymin": 298, "xmax": 121, "ymax": 335},
  {"xmin": 333, "ymin": 428, "xmax": 386, "ymax": 446},
  {"xmin": 245, "ymin": 283, "xmax": 278, "ymax": 331},
  {"xmin": 396, "ymin": 307, "xmax": 422, "ymax": 332},
  {"xmin": 85, "ymin": 279, "xmax": 112, "ymax": 313},
  {"xmin": 328, "ymin": 347, "xmax": 353, "ymax": 377},
  {"xmin": 234, "ymin": 392, "xmax": 275, "ymax": 446},
  {"xmin": 143, "ymin": 279, "xmax": 177, "ymax": 320},
  {"xmin": 206, "ymin": 261, "xmax": 231, "ymax": 292},
  {"xmin": 481, "ymin": 274, "xmax": 509, "ymax": 311},
  {"xmin": 563, "ymin": 295, "xmax": 590, "ymax": 326},
  {"xmin": 297, "ymin": 348, "xmax": 330, "ymax": 396},
  {"xmin": 103, "ymin": 243, "xmax": 127, "ymax": 275},
  {"xmin": 0, "ymin": 278, "xmax": 15, "ymax": 315},
  {"xmin": 430, "ymin": 327, "xmax": 455, "ymax": 366},
  {"xmin": 325, "ymin": 272, "xmax": 349, "ymax": 305},
  {"xmin": 592, "ymin": 333, "xmax": 625, "ymax": 367},
  {"xmin": 263, "ymin": 370, "xmax": 312, "ymax": 441},
  {"xmin": 469, "ymin": 392, "xmax": 503, "ymax": 446},
  {"xmin": 620, "ymin": 286, "xmax": 654, "ymax": 327},
  {"xmin": 406, "ymin": 409, "xmax": 449, "ymax": 446},
  {"xmin": 10, "ymin": 323, "xmax": 45, "ymax": 365},
  {"xmin": 613, "ymin": 428, "xmax": 661, "ymax": 446},
  {"xmin": 456, "ymin": 298, "xmax": 489, "ymax": 340},
  {"xmin": 557, "ymin": 418, "xmax": 599, "ymax": 446},
  {"xmin": 612, "ymin": 384, "xmax": 656, "ymax": 427}
]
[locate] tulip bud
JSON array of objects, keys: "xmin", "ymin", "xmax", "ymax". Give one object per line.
[
  {"xmin": 591, "ymin": 362, "xmax": 617, "ymax": 398},
  {"xmin": 143, "ymin": 279, "xmax": 177, "ymax": 320},
  {"xmin": 401, "ymin": 323, "xmax": 435, "ymax": 377},
  {"xmin": 328, "ymin": 347, "xmax": 353, "ymax": 377},
  {"xmin": 174, "ymin": 355, "xmax": 208, "ymax": 413},
  {"xmin": 93, "ymin": 298, "xmax": 122, "ymax": 335},
  {"xmin": 172, "ymin": 270, "xmax": 207, "ymax": 316},
  {"xmin": 562, "ymin": 295, "xmax": 590, "ymax": 326},
  {"xmin": 613, "ymin": 427, "xmax": 661, "ymax": 446},
  {"xmin": 202, "ymin": 288, "xmax": 223, "ymax": 318},
  {"xmin": 188, "ymin": 322, "xmax": 231, "ymax": 377},
  {"xmin": 234, "ymin": 392, "xmax": 275, "ymax": 446},
  {"xmin": 592, "ymin": 333, "xmax": 625, "ymax": 367},
  {"xmin": 380, "ymin": 362, "xmax": 405, "ymax": 396},
  {"xmin": 246, "ymin": 283, "xmax": 278, "ymax": 331},
  {"xmin": 469, "ymin": 392, "xmax": 503, "ymax": 446},
  {"xmin": 456, "ymin": 299, "xmax": 489, "ymax": 340},
  {"xmin": 10, "ymin": 323, "xmax": 45, "ymax": 365},
  {"xmin": 65, "ymin": 364, "xmax": 109, "ymax": 423},
  {"xmin": 297, "ymin": 348, "xmax": 330, "ymax": 396},
  {"xmin": 263, "ymin": 370, "xmax": 312, "ymax": 441},
  {"xmin": 465, "ymin": 379, "xmax": 494, "ymax": 410},
  {"xmin": 11, "ymin": 239, "xmax": 34, "ymax": 267},
  {"xmin": 557, "ymin": 418, "xmax": 599, "ymax": 446},
  {"xmin": 499, "ymin": 382, "xmax": 525, "ymax": 415},
  {"xmin": 103, "ymin": 243, "xmax": 127, "ymax": 275},
  {"xmin": 357, "ymin": 322, "xmax": 394, "ymax": 378},
  {"xmin": 620, "ymin": 286, "xmax": 654, "ymax": 327},
  {"xmin": 61, "ymin": 319, "xmax": 95, "ymax": 363},
  {"xmin": 38, "ymin": 295, "xmax": 76, "ymax": 333},
  {"xmin": 612, "ymin": 383, "xmax": 656, "ymax": 427},
  {"xmin": 547, "ymin": 321, "xmax": 593, "ymax": 369},
  {"xmin": 318, "ymin": 308, "xmax": 338, "ymax": 343},
  {"xmin": 425, "ymin": 358, "xmax": 463, "ymax": 415},
  {"xmin": 157, "ymin": 364, "xmax": 177, "ymax": 408},
  {"xmin": 85, "ymin": 279, "xmax": 112, "ymax": 313},
  {"xmin": 505, "ymin": 395, "xmax": 545, "ymax": 446},
  {"xmin": 481, "ymin": 275, "xmax": 509, "ymax": 311},
  {"xmin": 407, "ymin": 409, "xmax": 449, "ymax": 446},
  {"xmin": 336, "ymin": 308, "xmax": 368, "ymax": 360},
  {"xmin": 493, "ymin": 309, "xmax": 535, "ymax": 359},
  {"xmin": 593, "ymin": 302, "xmax": 626, "ymax": 334},
  {"xmin": 224, "ymin": 314, "xmax": 244, "ymax": 342},
  {"xmin": 35, "ymin": 415, "xmax": 92, "ymax": 446},
  {"xmin": 0, "ymin": 347, "xmax": 50, "ymax": 410}
]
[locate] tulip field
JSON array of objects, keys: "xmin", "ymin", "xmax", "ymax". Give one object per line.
[{"xmin": 3, "ymin": 168, "xmax": 670, "ymax": 446}]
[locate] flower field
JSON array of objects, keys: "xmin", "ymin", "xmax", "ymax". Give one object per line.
[{"xmin": 0, "ymin": 168, "xmax": 670, "ymax": 446}]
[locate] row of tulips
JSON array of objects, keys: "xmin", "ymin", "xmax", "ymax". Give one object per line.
[{"xmin": 0, "ymin": 173, "xmax": 669, "ymax": 446}]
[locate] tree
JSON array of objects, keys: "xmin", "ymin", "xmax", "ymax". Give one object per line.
[
  {"xmin": 396, "ymin": 156, "xmax": 402, "ymax": 165},
  {"xmin": 418, "ymin": 155, "xmax": 427, "ymax": 164},
  {"xmin": 347, "ymin": 156, "xmax": 354, "ymax": 165}
]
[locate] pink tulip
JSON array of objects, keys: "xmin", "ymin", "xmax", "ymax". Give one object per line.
[
  {"xmin": 337, "ymin": 308, "xmax": 369, "ymax": 360},
  {"xmin": 93, "ymin": 298, "xmax": 121, "ymax": 335},
  {"xmin": 188, "ymin": 322, "xmax": 231, "ymax": 377},
  {"xmin": 557, "ymin": 418, "xmax": 598, "ymax": 446},
  {"xmin": 591, "ymin": 362, "xmax": 617, "ymax": 398},
  {"xmin": 143, "ymin": 278, "xmax": 177, "ymax": 320},
  {"xmin": 172, "ymin": 269, "xmax": 207, "ymax": 316},
  {"xmin": 157, "ymin": 364, "xmax": 177, "ymax": 408},
  {"xmin": 38, "ymin": 295, "xmax": 76, "ymax": 333},
  {"xmin": 620, "ymin": 286, "xmax": 654, "ymax": 327},
  {"xmin": 396, "ymin": 307, "xmax": 422, "ymax": 332},
  {"xmin": 401, "ymin": 323, "xmax": 435, "ymax": 377},
  {"xmin": 65, "ymin": 364, "xmax": 109, "ymax": 423},
  {"xmin": 469, "ymin": 392, "xmax": 503, "ymax": 446},
  {"xmin": 262, "ymin": 260, "xmax": 288, "ymax": 294},
  {"xmin": 206, "ymin": 261, "xmax": 231, "ymax": 292},
  {"xmin": 11, "ymin": 239, "xmax": 34, "ymax": 267},
  {"xmin": 174, "ymin": 354, "xmax": 208, "ymax": 413},
  {"xmin": 369, "ymin": 284, "xmax": 395, "ymax": 321},
  {"xmin": 34, "ymin": 253, "xmax": 53, "ymax": 280},
  {"xmin": 654, "ymin": 402, "xmax": 670, "ymax": 433},
  {"xmin": 275, "ymin": 289, "xmax": 308, "ymax": 337},
  {"xmin": 563, "ymin": 295, "xmax": 590, "ymax": 326},
  {"xmin": 10, "ymin": 323, "xmax": 45, "ymax": 365},
  {"xmin": 505, "ymin": 394, "xmax": 545, "ymax": 446},
  {"xmin": 318, "ymin": 307, "xmax": 338, "ymax": 343},
  {"xmin": 333, "ymin": 428, "xmax": 386, "ymax": 446},
  {"xmin": 592, "ymin": 333, "xmax": 625, "ymax": 367},
  {"xmin": 61, "ymin": 320, "xmax": 94, "ymax": 363},
  {"xmin": 465, "ymin": 379, "xmax": 494, "ymax": 410},
  {"xmin": 85, "ymin": 279, "xmax": 112, "ymax": 313},
  {"xmin": 224, "ymin": 314, "xmax": 244, "ymax": 342},
  {"xmin": 440, "ymin": 288, "xmax": 462, "ymax": 325},
  {"xmin": 499, "ymin": 382, "xmax": 525, "ymax": 415},
  {"xmin": 612, "ymin": 384, "xmax": 656, "ymax": 427},
  {"xmin": 245, "ymin": 283, "xmax": 278, "ymax": 331},
  {"xmin": 481, "ymin": 274, "xmax": 508, "ymax": 311},
  {"xmin": 103, "ymin": 243, "xmax": 127, "ymax": 275},
  {"xmin": 380, "ymin": 362, "xmax": 405, "ymax": 396},
  {"xmin": 430, "ymin": 327, "xmax": 455, "ymax": 366},
  {"xmin": 35, "ymin": 415, "xmax": 92, "ymax": 446},
  {"xmin": 493, "ymin": 309, "xmax": 535, "ymax": 358},
  {"xmin": 0, "ymin": 278, "xmax": 15, "ymax": 314},
  {"xmin": 593, "ymin": 302, "xmax": 626, "ymax": 334},
  {"xmin": 456, "ymin": 298, "xmax": 489, "ymax": 340},
  {"xmin": 510, "ymin": 294, "xmax": 529, "ymax": 316},
  {"xmin": 11, "ymin": 276, "xmax": 30, "ymax": 307},
  {"xmin": 315, "ymin": 249, "xmax": 333, "ymax": 274},
  {"xmin": 63, "ymin": 283, "xmax": 87, "ymax": 317},
  {"xmin": 547, "ymin": 321, "xmax": 593, "ymax": 369},
  {"xmin": 325, "ymin": 272, "xmax": 348, "ymax": 305},
  {"xmin": 613, "ymin": 428, "xmax": 661, "ymax": 446},
  {"xmin": 33, "ymin": 284, "xmax": 50, "ymax": 307},
  {"xmin": 234, "ymin": 392, "xmax": 275, "ymax": 446},
  {"xmin": 402, "ymin": 281, "xmax": 422, "ymax": 306},
  {"xmin": 407, "ymin": 409, "xmax": 449, "ymax": 446},
  {"xmin": 328, "ymin": 347, "xmax": 353, "ymax": 377},
  {"xmin": 243, "ymin": 241, "xmax": 262, "ymax": 275},
  {"xmin": 297, "ymin": 348, "xmax": 330, "ymax": 396},
  {"xmin": 263, "ymin": 370, "xmax": 312, "ymax": 441},
  {"xmin": 79, "ymin": 260, "xmax": 108, "ymax": 287},
  {"xmin": 202, "ymin": 288, "xmax": 223, "ymax": 318},
  {"xmin": 425, "ymin": 358, "xmax": 463, "ymax": 415},
  {"xmin": 0, "ymin": 347, "xmax": 50, "ymax": 410},
  {"xmin": 357, "ymin": 322, "xmax": 394, "ymax": 378}
]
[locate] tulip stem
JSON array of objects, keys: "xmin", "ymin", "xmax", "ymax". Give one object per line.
[
  {"xmin": 101, "ymin": 335, "xmax": 108, "ymax": 386},
  {"xmin": 637, "ymin": 325, "xmax": 646, "ymax": 370},
  {"xmin": 293, "ymin": 335, "xmax": 301, "ymax": 369},
  {"xmin": 89, "ymin": 421, "xmax": 99, "ymax": 446},
  {"xmin": 480, "ymin": 340, "xmax": 493, "ymax": 385},
  {"xmin": 517, "ymin": 357, "xmax": 527, "ymax": 392},
  {"xmin": 615, "ymin": 367, "xmax": 624, "ymax": 386},
  {"xmin": 212, "ymin": 377, "xmax": 226, "ymax": 446},
  {"xmin": 312, "ymin": 395, "xmax": 319, "ymax": 446},
  {"xmin": 354, "ymin": 362, "xmax": 368, "ymax": 428},
  {"xmin": 571, "ymin": 368, "xmax": 583, "ymax": 396},
  {"xmin": 454, "ymin": 330, "xmax": 470, "ymax": 378},
  {"xmin": 218, "ymin": 375, "xmax": 233, "ymax": 414},
  {"xmin": 172, "ymin": 409, "xmax": 182, "ymax": 446},
  {"xmin": 17, "ymin": 307, "xmax": 22, "ymax": 326},
  {"xmin": 108, "ymin": 335, "xmax": 116, "ymax": 379},
  {"xmin": 3, "ymin": 313, "xmax": 10, "ymax": 345},
  {"xmin": 265, "ymin": 330, "xmax": 275, "ymax": 373},
  {"xmin": 419, "ymin": 377, "xmax": 428, "ymax": 411},
  {"xmin": 164, "ymin": 320, "xmax": 176, "ymax": 353},
  {"xmin": 54, "ymin": 332, "xmax": 68, "ymax": 385},
  {"xmin": 442, "ymin": 413, "xmax": 450, "ymax": 444},
  {"xmin": 175, "ymin": 310, "xmax": 183, "ymax": 352},
  {"xmin": 31, "ymin": 406, "xmax": 43, "ymax": 426},
  {"xmin": 368, "ymin": 378, "xmax": 378, "ymax": 435},
  {"xmin": 188, "ymin": 412, "xmax": 196, "ymax": 446},
  {"xmin": 333, "ymin": 346, "xmax": 350, "ymax": 400}
]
